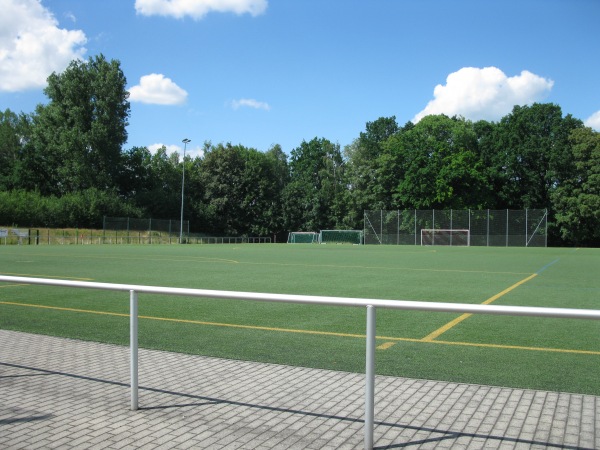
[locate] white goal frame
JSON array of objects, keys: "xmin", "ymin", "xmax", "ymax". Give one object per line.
[
  {"xmin": 287, "ymin": 232, "xmax": 319, "ymax": 244},
  {"xmin": 420, "ymin": 228, "xmax": 470, "ymax": 246}
]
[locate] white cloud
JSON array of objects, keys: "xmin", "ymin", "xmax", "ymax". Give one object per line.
[
  {"xmin": 64, "ymin": 11, "xmax": 77, "ymax": 23},
  {"xmin": 231, "ymin": 98, "xmax": 270, "ymax": 111},
  {"xmin": 584, "ymin": 111, "xmax": 600, "ymax": 131},
  {"xmin": 129, "ymin": 73, "xmax": 188, "ymax": 105},
  {"xmin": 148, "ymin": 143, "xmax": 204, "ymax": 158},
  {"xmin": 412, "ymin": 67, "xmax": 554, "ymax": 123},
  {"xmin": 134, "ymin": 0, "xmax": 267, "ymax": 19},
  {"xmin": 0, "ymin": 0, "xmax": 86, "ymax": 92},
  {"xmin": 148, "ymin": 143, "xmax": 179, "ymax": 155}
]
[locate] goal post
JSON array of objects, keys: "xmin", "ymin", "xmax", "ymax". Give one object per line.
[
  {"xmin": 319, "ymin": 230, "xmax": 363, "ymax": 245},
  {"xmin": 421, "ymin": 229, "xmax": 470, "ymax": 246},
  {"xmin": 287, "ymin": 232, "xmax": 319, "ymax": 244}
]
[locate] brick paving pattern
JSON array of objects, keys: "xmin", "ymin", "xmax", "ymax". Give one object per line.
[{"xmin": 0, "ymin": 329, "xmax": 598, "ymax": 449}]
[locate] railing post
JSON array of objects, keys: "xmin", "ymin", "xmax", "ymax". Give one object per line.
[
  {"xmin": 130, "ymin": 289, "xmax": 138, "ymax": 410},
  {"xmin": 365, "ymin": 305, "xmax": 376, "ymax": 450}
]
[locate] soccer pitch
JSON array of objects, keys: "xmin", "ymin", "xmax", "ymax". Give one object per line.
[{"xmin": 0, "ymin": 244, "xmax": 598, "ymax": 395}]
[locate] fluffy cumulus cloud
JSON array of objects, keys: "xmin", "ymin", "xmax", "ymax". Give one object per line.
[
  {"xmin": 231, "ymin": 98, "xmax": 270, "ymax": 111},
  {"xmin": 413, "ymin": 67, "xmax": 554, "ymax": 123},
  {"xmin": 134, "ymin": 0, "xmax": 267, "ymax": 19},
  {"xmin": 584, "ymin": 111, "xmax": 600, "ymax": 131},
  {"xmin": 0, "ymin": 0, "xmax": 87, "ymax": 92},
  {"xmin": 128, "ymin": 74, "xmax": 188, "ymax": 105}
]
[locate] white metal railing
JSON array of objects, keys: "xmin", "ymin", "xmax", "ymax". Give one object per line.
[{"xmin": 1, "ymin": 275, "xmax": 599, "ymax": 450}]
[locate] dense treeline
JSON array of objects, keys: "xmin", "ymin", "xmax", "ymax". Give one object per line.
[{"xmin": 1, "ymin": 56, "xmax": 598, "ymax": 246}]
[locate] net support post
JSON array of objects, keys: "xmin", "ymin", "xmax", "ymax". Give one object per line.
[
  {"xmin": 130, "ymin": 289, "xmax": 139, "ymax": 411},
  {"xmin": 364, "ymin": 305, "xmax": 376, "ymax": 450}
]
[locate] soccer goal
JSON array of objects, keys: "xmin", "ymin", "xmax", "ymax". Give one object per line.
[
  {"xmin": 319, "ymin": 230, "xmax": 363, "ymax": 245},
  {"xmin": 287, "ymin": 232, "xmax": 319, "ymax": 244},
  {"xmin": 421, "ymin": 229, "xmax": 470, "ymax": 246}
]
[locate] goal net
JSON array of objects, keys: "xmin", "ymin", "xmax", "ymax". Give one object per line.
[
  {"xmin": 287, "ymin": 232, "xmax": 319, "ymax": 244},
  {"xmin": 319, "ymin": 230, "xmax": 363, "ymax": 245},
  {"xmin": 421, "ymin": 229, "xmax": 470, "ymax": 246}
]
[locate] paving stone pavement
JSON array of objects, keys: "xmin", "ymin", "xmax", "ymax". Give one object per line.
[{"xmin": 0, "ymin": 329, "xmax": 598, "ymax": 449}]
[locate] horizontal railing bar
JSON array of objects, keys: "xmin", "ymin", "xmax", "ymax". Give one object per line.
[{"xmin": 2, "ymin": 275, "xmax": 600, "ymax": 321}]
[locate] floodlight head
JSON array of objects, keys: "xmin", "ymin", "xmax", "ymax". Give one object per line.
[{"xmin": 182, "ymin": 138, "xmax": 191, "ymax": 144}]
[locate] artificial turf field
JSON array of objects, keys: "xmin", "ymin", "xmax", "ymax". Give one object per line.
[{"xmin": 0, "ymin": 244, "xmax": 598, "ymax": 395}]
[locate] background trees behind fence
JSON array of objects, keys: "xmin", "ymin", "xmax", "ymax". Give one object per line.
[{"xmin": 0, "ymin": 53, "xmax": 598, "ymax": 246}]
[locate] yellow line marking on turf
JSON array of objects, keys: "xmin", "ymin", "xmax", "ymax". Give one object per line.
[
  {"xmin": 0, "ymin": 301, "xmax": 130, "ymax": 318},
  {"xmin": 421, "ymin": 273, "xmax": 538, "ymax": 342},
  {"xmin": 2, "ymin": 300, "xmax": 597, "ymax": 356},
  {"xmin": 0, "ymin": 272, "xmax": 94, "ymax": 281},
  {"xmin": 377, "ymin": 342, "xmax": 396, "ymax": 350},
  {"xmin": 142, "ymin": 315, "xmax": 370, "ymax": 338},
  {"xmin": 429, "ymin": 339, "xmax": 600, "ymax": 356},
  {"xmin": 0, "ymin": 301, "xmax": 368, "ymax": 339}
]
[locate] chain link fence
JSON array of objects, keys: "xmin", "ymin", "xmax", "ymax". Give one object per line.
[
  {"xmin": 2, "ymin": 229, "xmax": 272, "ymax": 245},
  {"xmin": 364, "ymin": 209, "xmax": 547, "ymax": 247}
]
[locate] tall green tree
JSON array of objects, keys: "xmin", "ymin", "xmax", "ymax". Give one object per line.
[
  {"xmin": 0, "ymin": 109, "xmax": 21, "ymax": 189},
  {"xmin": 0, "ymin": 109, "xmax": 33, "ymax": 191},
  {"xmin": 199, "ymin": 143, "xmax": 285, "ymax": 236},
  {"xmin": 144, "ymin": 146, "xmax": 182, "ymax": 219},
  {"xmin": 28, "ymin": 54, "xmax": 130, "ymax": 195},
  {"xmin": 118, "ymin": 146, "xmax": 153, "ymax": 203},
  {"xmin": 262, "ymin": 144, "xmax": 289, "ymax": 236},
  {"xmin": 382, "ymin": 115, "xmax": 492, "ymax": 210},
  {"xmin": 482, "ymin": 103, "xmax": 582, "ymax": 210},
  {"xmin": 551, "ymin": 127, "xmax": 600, "ymax": 246},
  {"xmin": 344, "ymin": 117, "xmax": 399, "ymax": 227},
  {"xmin": 283, "ymin": 137, "xmax": 345, "ymax": 231}
]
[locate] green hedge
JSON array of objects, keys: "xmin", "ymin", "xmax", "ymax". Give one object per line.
[{"xmin": 0, "ymin": 189, "xmax": 142, "ymax": 228}]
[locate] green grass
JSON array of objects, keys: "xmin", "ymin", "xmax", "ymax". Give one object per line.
[{"xmin": 0, "ymin": 244, "xmax": 598, "ymax": 395}]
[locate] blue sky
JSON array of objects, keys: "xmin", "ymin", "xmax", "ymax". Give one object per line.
[{"xmin": 1, "ymin": 0, "xmax": 599, "ymax": 159}]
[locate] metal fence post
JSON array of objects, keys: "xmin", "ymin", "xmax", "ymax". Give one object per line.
[
  {"xmin": 130, "ymin": 290, "xmax": 138, "ymax": 410},
  {"xmin": 380, "ymin": 210, "xmax": 383, "ymax": 244},
  {"xmin": 525, "ymin": 208, "xmax": 528, "ymax": 247},
  {"xmin": 414, "ymin": 210, "xmax": 417, "ymax": 246},
  {"xmin": 365, "ymin": 305, "xmax": 376, "ymax": 450},
  {"xmin": 506, "ymin": 209, "xmax": 509, "ymax": 247}
]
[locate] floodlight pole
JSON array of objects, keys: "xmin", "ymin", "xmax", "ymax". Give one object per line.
[{"xmin": 180, "ymin": 139, "xmax": 191, "ymax": 244}]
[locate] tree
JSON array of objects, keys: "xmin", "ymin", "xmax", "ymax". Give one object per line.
[
  {"xmin": 199, "ymin": 143, "xmax": 285, "ymax": 236},
  {"xmin": 262, "ymin": 144, "xmax": 289, "ymax": 236},
  {"xmin": 552, "ymin": 127, "xmax": 600, "ymax": 246},
  {"xmin": 0, "ymin": 109, "xmax": 21, "ymax": 189},
  {"xmin": 0, "ymin": 109, "xmax": 32, "ymax": 191},
  {"xmin": 118, "ymin": 146, "xmax": 153, "ymax": 202},
  {"xmin": 283, "ymin": 137, "xmax": 345, "ymax": 231},
  {"xmin": 344, "ymin": 117, "xmax": 399, "ymax": 227},
  {"xmin": 28, "ymin": 54, "xmax": 130, "ymax": 195},
  {"xmin": 483, "ymin": 103, "xmax": 583, "ymax": 210},
  {"xmin": 144, "ymin": 146, "xmax": 182, "ymax": 219},
  {"xmin": 382, "ymin": 115, "xmax": 492, "ymax": 210}
]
